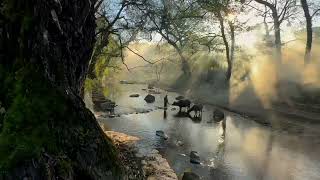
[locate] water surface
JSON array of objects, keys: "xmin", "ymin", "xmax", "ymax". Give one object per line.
[{"xmin": 98, "ymin": 84, "xmax": 320, "ymax": 180}]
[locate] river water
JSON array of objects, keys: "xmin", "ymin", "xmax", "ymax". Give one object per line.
[{"xmin": 97, "ymin": 83, "xmax": 320, "ymax": 180}]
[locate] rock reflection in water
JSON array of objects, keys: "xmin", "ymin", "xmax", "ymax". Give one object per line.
[{"xmin": 98, "ymin": 84, "xmax": 320, "ymax": 180}]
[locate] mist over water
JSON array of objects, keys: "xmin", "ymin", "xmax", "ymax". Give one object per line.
[{"xmin": 116, "ymin": 27, "xmax": 320, "ymax": 114}]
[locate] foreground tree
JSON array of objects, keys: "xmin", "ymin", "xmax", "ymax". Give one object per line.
[{"xmin": 0, "ymin": 0, "xmax": 120, "ymax": 179}]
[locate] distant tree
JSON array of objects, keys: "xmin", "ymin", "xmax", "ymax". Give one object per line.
[
  {"xmin": 130, "ymin": 0, "xmax": 204, "ymax": 77},
  {"xmin": 199, "ymin": 0, "xmax": 242, "ymax": 81},
  {"xmin": 88, "ymin": 0, "xmax": 145, "ymax": 79},
  {"xmin": 300, "ymin": 0, "xmax": 320, "ymax": 64},
  {"xmin": 253, "ymin": 0, "xmax": 299, "ymax": 62},
  {"xmin": 300, "ymin": 0, "xmax": 312, "ymax": 64}
]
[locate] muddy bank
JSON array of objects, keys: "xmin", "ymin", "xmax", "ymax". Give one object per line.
[{"xmin": 103, "ymin": 130, "xmax": 178, "ymax": 180}]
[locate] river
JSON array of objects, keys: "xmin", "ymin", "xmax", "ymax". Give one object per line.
[{"xmin": 96, "ymin": 83, "xmax": 320, "ymax": 180}]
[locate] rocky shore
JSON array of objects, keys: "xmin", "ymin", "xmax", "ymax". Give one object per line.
[{"xmin": 104, "ymin": 131, "xmax": 178, "ymax": 180}]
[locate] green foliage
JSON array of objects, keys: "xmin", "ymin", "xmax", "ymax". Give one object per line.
[
  {"xmin": 93, "ymin": 36, "xmax": 121, "ymax": 79},
  {"xmin": 84, "ymin": 78, "xmax": 99, "ymax": 92}
]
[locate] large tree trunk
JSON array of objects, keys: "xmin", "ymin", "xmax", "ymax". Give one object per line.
[
  {"xmin": 229, "ymin": 21, "xmax": 235, "ymax": 75},
  {"xmin": 301, "ymin": 0, "xmax": 313, "ymax": 64},
  {"xmin": 177, "ymin": 49, "xmax": 191, "ymax": 77},
  {"xmin": 272, "ymin": 11, "xmax": 282, "ymax": 62},
  {"xmin": 0, "ymin": 0, "xmax": 121, "ymax": 179},
  {"xmin": 255, "ymin": 0, "xmax": 282, "ymax": 62},
  {"xmin": 169, "ymin": 43, "xmax": 191, "ymax": 77},
  {"xmin": 217, "ymin": 12, "xmax": 232, "ymax": 81}
]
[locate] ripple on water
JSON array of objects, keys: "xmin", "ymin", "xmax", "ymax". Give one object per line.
[{"xmin": 99, "ymin": 84, "xmax": 320, "ymax": 180}]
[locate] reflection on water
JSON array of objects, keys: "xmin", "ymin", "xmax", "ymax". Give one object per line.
[{"xmin": 98, "ymin": 84, "xmax": 320, "ymax": 180}]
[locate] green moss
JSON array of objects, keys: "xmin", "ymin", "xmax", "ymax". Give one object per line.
[
  {"xmin": 57, "ymin": 157, "xmax": 72, "ymax": 177},
  {"xmin": 0, "ymin": 65, "xmax": 66, "ymax": 170}
]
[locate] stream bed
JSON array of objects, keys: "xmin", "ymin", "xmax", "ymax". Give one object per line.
[{"xmin": 97, "ymin": 83, "xmax": 320, "ymax": 180}]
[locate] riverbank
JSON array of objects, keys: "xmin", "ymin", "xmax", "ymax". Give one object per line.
[
  {"xmin": 102, "ymin": 129, "xmax": 178, "ymax": 180},
  {"xmin": 156, "ymin": 83, "xmax": 320, "ymax": 130},
  {"xmin": 94, "ymin": 83, "xmax": 320, "ymax": 180}
]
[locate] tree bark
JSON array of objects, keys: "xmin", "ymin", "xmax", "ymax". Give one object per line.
[
  {"xmin": 217, "ymin": 11, "xmax": 232, "ymax": 81},
  {"xmin": 168, "ymin": 40, "xmax": 191, "ymax": 77},
  {"xmin": 0, "ymin": 0, "xmax": 121, "ymax": 179},
  {"xmin": 301, "ymin": 0, "xmax": 313, "ymax": 64},
  {"xmin": 229, "ymin": 21, "xmax": 235, "ymax": 74},
  {"xmin": 177, "ymin": 48, "xmax": 191, "ymax": 77},
  {"xmin": 272, "ymin": 11, "xmax": 282, "ymax": 62},
  {"xmin": 255, "ymin": 0, "xmax": 282, "ymax": 62}
]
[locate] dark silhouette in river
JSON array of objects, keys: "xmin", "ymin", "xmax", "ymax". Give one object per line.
[
  {"xmin": 164, "ymin": 95, "xmax": 168, "ymax": 109},
  {"xmin": 172, "ymin": 99, "xmax": 191, "ymax": 112},
  {"xmin": 187, "ymin": 104, "xmax": 203, "ymax": 118}
]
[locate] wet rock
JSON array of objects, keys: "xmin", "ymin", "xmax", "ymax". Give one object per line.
[
  {"xmin": 144, "ymin": 94, "xmax": 155, "ymax": 103},
  {"xmin": 175, "ymin": 96, "xmax": 184, "ymax": 100},
  {"xmin": 148, "ymin": 84, "xmax": 154, "ymax": 89},
  {"xmin": 156, "ymin": 130, "xmax": 169, "ymax": 140},
  {"xmin": 190, "ymin": 151, "xmax": 200, "ymax": 164},
  {"xmin": 157, "ymin": 106, "xmax": 165, "ymax": 110},
  {"xmin": 182, "ymin": 172, "xmax": 200, "ymax": 180},
  {"xmin": 120, "ymin": 80, "xmax": 133, "ymax": 84},
  {"xmin": 213, "ymin": 109, "xmax": 225, "ymax": 122},
  {"xmin": 176, "ymin": 141, "xmax": 184, "ymax": 146},
  {"xmin": 129, "ymin": 94, "xmax": 140, "ymax": 97}
]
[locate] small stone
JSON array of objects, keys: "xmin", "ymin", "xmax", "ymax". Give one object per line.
[
  {"xmin": 176, "ymin": 141, "xmax": 184, "ymax": 146},
  {"xmin": 190, "ymin": 151, "xmax": 200, "ymax": 164},
  {"xmin": 130, "ymin": 94, "xmax": 140, "ymax": 97},
  {"xmin": 156, "ymin": 130, "xmax": 168, "ymax": 140}
]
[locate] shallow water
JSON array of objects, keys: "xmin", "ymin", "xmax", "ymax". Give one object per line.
[{"xmin": 98, "ymin": 84, "xmax": 320, "ymax": 180}]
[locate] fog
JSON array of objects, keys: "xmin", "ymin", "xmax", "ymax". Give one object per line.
[{"xmin": 114, "ymin": 27, "xmax": 320, "ymax": 115}]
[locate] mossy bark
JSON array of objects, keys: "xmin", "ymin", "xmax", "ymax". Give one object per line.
[{"xmin": 0, "ymin": 0, "xmax": 121, "ymax": 179}]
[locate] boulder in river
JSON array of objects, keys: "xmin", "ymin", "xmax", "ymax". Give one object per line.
[
  {"xmin": 129, "ymin": 94, "xmax": 140, "ymax": 97},
  {"xmin": 176, "ymin": 140, "xmax": 184, "ymax": 146},
  {"xmin": 190, "ymin": 151, "xmax": 200, "ymax": 164},
  {"xmin": 144, "ymin": 94, "xmax": 155, "ymax": 103},
  {"xmin": 175, "ymin": 95, "xmax": 184, "ymax": 100},
  {"xmin": 156, "ymin": 130, "xmax": 169, "ymax": 140},
  {"xmin": 148, "ymin": 84, "xmax": 154, "ymax": 89},
  {"xmin": 182, "ymin": 172, "xmax": 200, "ymax": 180},
  {"xmin": 213, "ymin": 109, "xmax": 225, "ymax": 122}
]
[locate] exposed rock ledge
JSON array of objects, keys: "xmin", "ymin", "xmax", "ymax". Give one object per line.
[{"xmin": 104, "ymin": 131, "xmax": 178, "ymax": 180}]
